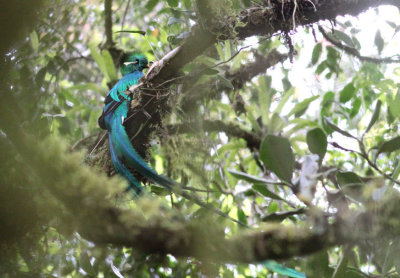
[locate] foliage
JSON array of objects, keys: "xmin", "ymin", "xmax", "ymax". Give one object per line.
[{"xmin": 1, "ymin": 0, "xmax": 400, "ymax": 277}]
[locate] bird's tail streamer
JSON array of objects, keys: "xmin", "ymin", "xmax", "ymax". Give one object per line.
[
  {"xmin": 263, "ymin": 260, "xmax": 306, "ymax": 278},
  {"xmin": 109, "ymin": 114, "xmax": 248, "ymax": 226}
]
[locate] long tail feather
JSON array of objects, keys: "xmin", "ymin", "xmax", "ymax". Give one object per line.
[
  {"xmin": 108, "ymin": 133, "xmax": 142, "ymax": 196},
  {"xmin": 263, "ymin": 260, "xmax": 306, "ymax": 278},
  {"xmin": 109, "ymin": 107, "xmax": 248, "ymax": 226}
]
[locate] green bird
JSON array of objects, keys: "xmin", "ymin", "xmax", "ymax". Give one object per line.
[{"xmin": 98, "ymin": 52, "xmax": 306, "ymax": 277}]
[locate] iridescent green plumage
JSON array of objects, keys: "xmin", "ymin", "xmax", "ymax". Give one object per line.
[{"xmin": 98, "ymin": 53, "xmax": 306, "ymax": 277}]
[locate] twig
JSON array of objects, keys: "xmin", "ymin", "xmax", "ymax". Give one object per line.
[
  {"xmin": 319, "ymin": 26, "xmax": 400, "ymax": 64},
  {"xmin": 104, "ymin": 0, "xmax": 114, "ymax": 48}
]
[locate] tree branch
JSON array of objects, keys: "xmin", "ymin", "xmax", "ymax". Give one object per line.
[
  {"xmin": 180, "ymin": 49, "xmax": 289, "ymax": 112},
  {"xmin": 319, "ymin": 26, "xmax": 400, "ymax": 64},
  {"xmin": 121, "ymin": 0, "xmax": 399, "ymax": 157},
  {"xmin": 104, "ymin": 0, "xmax": 114, "ymax": 48},
  {"xmin": 166, "ymin": 120, "xmax": 261, "ymax": 150}
]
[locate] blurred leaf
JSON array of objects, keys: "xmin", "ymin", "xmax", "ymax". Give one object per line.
[
  {"xmin": 306, "ymin": 128, "xmax": 327, "ymax": 160},
  {"xmin": 252, "ymin": 184, "xmax": 283, "ymax": 200},
  {"xmin": 389, "ymin": 87, "xmax": 400, "ymax": 118},
  {"xmin": 89, "ymin": 42, "xmax": 109, "ymax": 81},
  {"xmin": 305, "ymin": 251, "xmax": 332, "ymax": 278},
  {"xmin": 333, "ymin": 30, "xmax": 354, "ymax": 47},
  {"xmin": 339, "ymin": 82, "xmax": 356, "ymax": 103},
  {"xmin": 260, "ymin": 135, "xmax": 294, "ymax": 182},
  {"xmin": 336, "ymin": 171, "xmax": 363, "ymax": 187},
  {"xmin": 217, "ymin": 74, "xmax": 234, "ymax": 90},
  {"xmin": 202, "ymin": 68, "xmax": 219, "ymax": 75},
  {"xmin": 167, "ymin": 0, "xmax": 179, "ymax": 7},
  {"xmin": 274, "ymin": 87, "xmax": 295, "ymax": 114},
  {"xmin": 258, "ymin": 76, "xmax": 272, "ymax": 125},
  {"xmin": 145, "ymin": 0, "xmax": 159, "ymax": 11},
  {"xmin": 237, "ymin": 209, "xmax": 248, "ymax": 225},
  {"xmin": 150, "ymin": 185, "xmax": 170, "ymax": 196},
  {"xmin": 79, "ymin": 252, "xmax": 96, "ymax": 276},
  {"xmin": 228, "ymin": 169, "xmax": 272, "ymax": 184},
  {"xmin": 287, "ymin": 95, "xmax": 319, "ymax": 118},
  {"xmin": 102, "ymin": 50, "xmax": 117, "ymax": 81},
  {"xmin": 262, "ymin": 208, "xmax": 305, "ymax": 222},
  {"xmin": 311, "ymin": 43, "xmax": 322, "ymax": 65},
  {"xmin": 374, "ymin": 30, "xmax": 384, "ymax": 54},
  {"xmin": 36, "ymin": 67, "xmax": 47, "ymax": 87},
  {"xmin": 377, "ymin": 136, "xmax": 400, "ymax": 155},
  {"xmin": 349, "ymin": 97, "xmax": 361, "ymax": 119},
  {"xmin": 365, "ymin": 100, "xmax": 382, "ymax": 134},
  {"xmin": 30, "ymin": 30, "xmax": 39, "ymax": 52},
  {"xmin": 269, "ymin": 113, "xmax": 286, "ymax": 133},
  {"xmin": 167, "ymin": 17, "xmax": 185, "ymax": 26},
  {"xmin": 324, "ymin": 117, "xmax": 356, "ymax": 139}
]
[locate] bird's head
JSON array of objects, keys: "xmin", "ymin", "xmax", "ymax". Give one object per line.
[{"xmin": 119, "ymin": 52, "xmax": 148, "ymax": 75}]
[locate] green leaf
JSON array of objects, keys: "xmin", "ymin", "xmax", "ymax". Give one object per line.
[
  {"xmin": 365, "ymin": 100, "xmax": 382, "ymax": 134},
  {"xmin": 167, "ymin": 17, "xmax": 185, "ymax": 26},
  {"xmin": 336, "ymin": 172, "xmax": 364, "ymax": 201},
  {"xmin": 274, "ymin": 87, "xmax": 295, "ymax": 114},
  {"xmin": 339, "ymin": 82, "xmax": 356, "ymax": 103},
  {"xmin": 350, "ymin": 97, "xmax": 361, "ymax": 119},
  {"xmin": 377, "ymin": 136, "xmax": 400, "ymax": 155},
  {"xmin": 269, "ymin": 113, "xmax": 286, "ymax": 133},
  {"xmin": 287, "ymin": 95, "xmax": 319, "ymax": 118},
  {"xmin": 252, "ymin": 184, "xmax": 283, "ymax": 200},
  {"xmin": 260, "ymin": 135, "xmax": 294, "ymax": 182},
  {"xmin": 311, "ymin": 43, "xmax": 322, "ymax": 65},
  {"xmin": 306, "ymin": 128, "xmax": 327, "ymax": 160},
  {"xmin": 333, "ymin": 30, "xmax": 354, "ymax": 47},
  {"xmin": 237, "ymin": 209, "xmax": 248, "ymax": 225},
  {"xmin": 374, "ymin": 30, "xmax": 384, "ymax": 54},
  {"xmin": 224, "ymin": 41, "xmax": 231, "ymax": 61},
  {"xmin": 306, "ymin": 251, "xmax": 332, "ymax": 277},
  {"xmin": 217, "ymin": 74, "xmax": 234, "ymax": 90},
  {"xmin": 389, "ymin": 87, "xmax": 400, "ymax": 118},
  {"xmin": 316, "ymin": 60, "xmax": 328, "ymax": 75},
  {"xmin": 102, "ymin": 50, "xmax": 117, "ymax": 81},
  {"xmin": 262, "ymin": 208, "xmax": 305, "ymax": 222},
  {"xmin": 258, "ymin": 76, "xmax": 273, "ymax": 125},
  {"xmin": 145, "ymin": 0, "xmax": 159, "ymax": 11},
  {"xmin": 336, "ymin": 171, "xmax": 363, "ymax": 187},
  {"xmin": 202, "ymin": 68, "xmax": 219, "ymax": 75},
  {"xmin": 89, "ymin": 42, "xmax": 109, "ymax": 81},
  {"xmin": 79, "ymin": 252, "xmax": 96, "ymax": 276},
  {"xmin": 167, "ymin": 0, "xmax": 179, "ymax": 7},
  {"xmin": 324, "ymin": 117, "xmax": 356, "ymax": 139},
  {"xmin": 30, "ymin": 31, "xmax": 39, "ymax": 52},
  {"xmin": 228, "ymin": 169, "xmax": 272, "ymax": 184},
  {"xmin": 150, "ymin": 185, "xmax": 170, "ymax": 196}
]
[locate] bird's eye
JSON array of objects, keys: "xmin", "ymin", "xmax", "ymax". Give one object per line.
[{"xmin": 134, "ymin": 59, "xmax": 139, "ymax": 64}]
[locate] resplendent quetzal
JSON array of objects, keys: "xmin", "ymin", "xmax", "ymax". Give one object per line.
[
  {"xmin": 98, "ymin": 52, "xmax": 189, "ymax": 197},
  {"xmin": 97, "ymin": 52, "xmax": 305, "ymax": 278},
  {"xmin": 98, "ymin": 52, "xmax": 247, "ymax": 225},
  {"xmin": 98, "ymin": 52, "xmax": 149, "ymax": 196}
]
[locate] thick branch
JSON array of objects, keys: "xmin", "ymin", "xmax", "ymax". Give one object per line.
[{"xmin": 122, "ymin": 0, "xmax": 399, "ymax": 157}]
